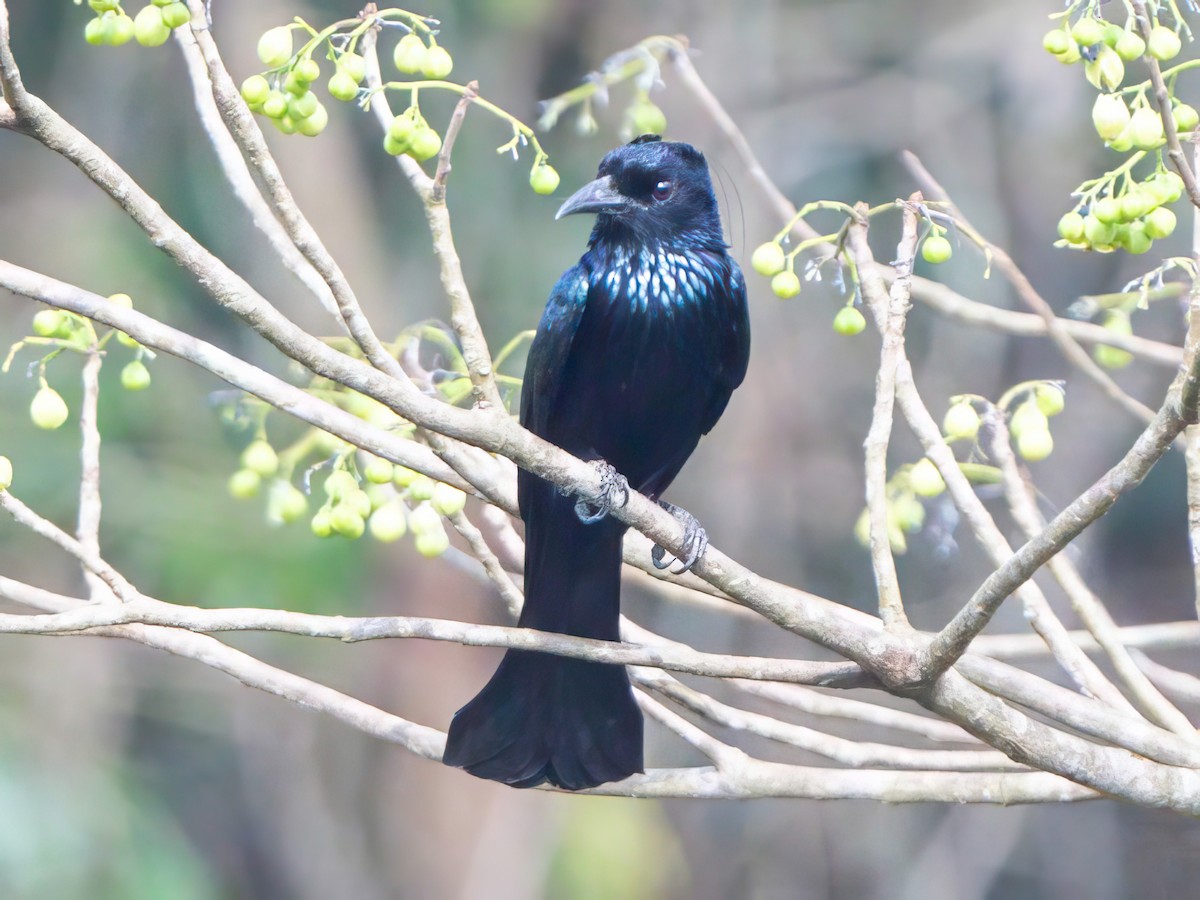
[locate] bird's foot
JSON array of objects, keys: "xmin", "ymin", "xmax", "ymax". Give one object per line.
[
  {"xmin": 651, "ymin": 501, "xmax": 708, "ymax": 574},
  {"xmin": 573, "ymin": 460, "xmax": 630, "ymax": 524}
]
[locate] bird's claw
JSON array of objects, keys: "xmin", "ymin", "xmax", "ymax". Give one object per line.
[
  {"xmin": 573, "ymin": 461, "xmax": 630, "ymax": 524},
  {"xmin": 651, "ymin": 501, "xmax": 708, "ymax": 574}
]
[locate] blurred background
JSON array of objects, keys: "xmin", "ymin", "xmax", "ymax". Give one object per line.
[{"xmin": 1, "ymin": 0, "xmax": 1199, "ymax": 897}]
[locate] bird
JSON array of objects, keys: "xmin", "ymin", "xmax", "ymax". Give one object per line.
[{"xmin": 442, "ymin": 135, "xmax": 751, "ymax": 790}]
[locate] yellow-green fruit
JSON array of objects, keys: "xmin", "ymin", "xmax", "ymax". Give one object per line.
[
  {"xmin": 274, "ymin": 115, "xmax": 297, "ymax": 135},
  {"xmin": 369, "ymin": 501, "xmax": 408, "ymax": 542},
  {"xmin": 325, "ymin": 469, "xmax": 358, "ymax": 500},
  {"xmin": 328, "ymin": 70, "xmax": 359, "ymax": 102},
  {"xmin": 1056, "ymin": 40, "xmax": 1082, "ymax": 64},
  {"xmin": 268, "ymin": 480, "xmax": 308, "ymax": 524},
  {"xmin": 388, "ymin": 112, "xmax": 416, "ymax": 145},
  {"xmin": 530, "ymin": 164, "xmax": 560, "ymax": 195},
  {"xmin": 345, "ymin": 488, "xmax": 372, "ymax": 519},
  {"xmin": 1057, "ymin": 211, "xmax": 1085, "ymax": 242},
  {"xmin": 1092, "ymin": 197, "xmax": 1121, "ymax": 223},
  {"xmin": 750, "ymin": 241, "xmax": 786, "ymax": 276},
  {"xmin": 1017, "ymin": 428, "xmax": 1054, "ymax": 462},
  {"xmin": 161, "ymin": 3, "xmax": 190, "ymax": 29},
  {"xmin": 909, "ymin": 458, "xmax": 945, "ymax": 498},
  {"xmin": 921, "ymin": 234, "xmax": 952, "ymax": 264},
  {"xmin": 1094, "ymin": 344, "xmax": 1134, "ymax": 368},
  {"xmin": 241, "ymin": 74, "xmax": 270, "ymax": 106},
  {"xmin": 1042, "ymin": 29, "xmax": 1071, "ymax": 55},
  {"xmin": 1084, "ymin": 45, "xmax": 1124, "ymax": 91},
  {"xmin": 1129, "ymin": 106, "xmax": 1165, "ymax": 149},
  {"xmin": 257, "ymin": 26, "xmax": 293, "ymax": 68},
  {"xmin": 414, "ymin": 525, "xmax": 451, "ymax": 558},
  {"xmin": 770, "ymin": 270, "xmax": 801, "ymax": 299},
  {"xmin": 1071, "ymin": 16, "xmax": 1104, "ymax": 46},
  {"xmin": 408, "ymin": 127, "xmax": 442, "ymax": 162},
  {"xmin": 431, "ymin": 482, "xmax": 467, "ymax": 517},
  {"xmin": 338, "ymin": 52, "xmax": 366, "ymax": 84},
  {"xmin": 107, "ymin": 13, "xmax": 134, "ymax": 45},
  {"xmin": 1083, "ymin": 214, "xmax": 1116, "ymax": 245},
  {"xmin": 1009, "ymin": 401, "xmax": 1048, "ymax": 440},
  {"xmin": 1118, "ymin": 189, "xmax": 1154, "ymax": 221},
  {"xmin": 1114, "ymin": 30, "xmax": 1146, "ymax": 61},
  {"xmin": 363, "ymin": 456, "xmax": 394, "ymax": 484},
  {"xmin": 287, "ymin": 90, "xmax": 318, "ymax": 120},
  {"xmin": 262, "ymin": 90, "xmax": 288, "ymax": 119},
  {"xmin": 296, "ymin": 103, "xmax": 328, "ymax": 137},
  {"xmin": 120, "ymin": 359, "xmax": 151, "ymax": 391},
  {"xmin": 943, "ymin": 402, "xmax": 981, "ymax": 440},
  {"xmin": 832, "ymin": 306, "xmax": 867, "ymax": 335},
  {"xmin": 107, "ymin": 292, "xmax": 133, "ymax": 308},
  {"xmin": 1035, "ymin": 384, "xmax": 1065, "ymax": 417},
  {"xmin": 392, "ymin": 465, "xmax": 418, "ymax": 487},
  {"xmin": 330, "ymin": 504, "xmax": 365, "ymax": 539},
  {"xmin": 310, "ymin": 507, "xmax": 333, "ymax": 537},
  {"xmin": 393, "ymin": 33, "xmax": 427, "ymax": 74},
  {"xmin": 629, "ymin": 100, "xmax": 667, "ymax": 136},
  {"xmin": 1144, "ymin": 206, "xmax": 1177, "ymax": 239},
  {"xmin": 1148, "ymin": 25, "xmax": 1182, "ymax": 60},
  {"xmin": 293, "ymin": 57, "xmax": 321, "ymax": 84},
  {"xmin": 0, "ymin": 456, "xmax": 11, "ymax": 491},
  {"xmin": 408, "ymin": 502, "xmax": 441, "ymax": 535},
  {"xmin": 1121, "ymin": 221, "xmax": 1152, "ymax": 254},
  {"xmin": 1092, "ymin": 93, "xmax": 1130, "ymax": 141},
  {"xmin": 407, "ymin": 474, "xmax": 435, "ymax": 502},
  {"xmin": 421, "ymin": 44, "xmax": 454, "ymax": 79},
  {"xmin": 1107, "ymin": 127, "xmax": 1134, "ymax": 152},
  {"xmin": 1174, "ymin": 103, "xmax": 1200, "ymax": 132},
  {"xmin": 32, "ymin": 309, "xmax": 70, "ymax": 338},
  {"xmin": 228, "ymin": 468, "xmax": 262, "ymax": 499},
  {"xmin": 241, "ymin": 440, "xmax": 278, "ymax": 477},
  {"xmin": 892, "ymin": 495, "xmax": 925, "ymax": 533},
  {"xmin": 30, "ymin": 387, "xmax": 69, "ymax": 430},
  {"xmin": 133, "ymin": 5, "xmax": 171, "ymax": 46}
]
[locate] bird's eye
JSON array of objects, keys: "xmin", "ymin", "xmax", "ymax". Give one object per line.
[{"xmin": 651, "ymin": 180, "xmax": 673, "ymax": 202}]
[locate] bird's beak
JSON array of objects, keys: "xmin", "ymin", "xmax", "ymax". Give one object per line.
[{"xmin": 555, "ymin": 175, "xmax": 628, "ymax": 220}]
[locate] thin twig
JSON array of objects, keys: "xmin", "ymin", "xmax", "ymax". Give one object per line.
[
  {"xmin": 434, "ymin": 80, "xmax": 478, "ymax": 193},
  {"xmin": 76, "ymin": 348, "xmax": 107, "ymax": 601}
]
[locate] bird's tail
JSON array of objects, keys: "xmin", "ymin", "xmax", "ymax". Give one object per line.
[{"xmin": 442, "ymin": 504, "xmax": 643, "ymax": 790}]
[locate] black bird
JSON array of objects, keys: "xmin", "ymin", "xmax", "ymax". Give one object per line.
[{"xmin": 442, "ymin": 136, "xmax": 750, "ymax": 790}]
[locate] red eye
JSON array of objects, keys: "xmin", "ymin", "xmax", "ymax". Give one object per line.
[{"xmin": 651, "ymin": 180, "xmax": 673, "ymax": 201}]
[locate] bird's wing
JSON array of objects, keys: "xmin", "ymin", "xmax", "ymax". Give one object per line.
[
  {"xmin": 518, "ymin": 265, "xmax": 590, "ymax": 514},
  {"xmin": 697, "ymin": 264, "xmax": 751, "ymax": 436}
]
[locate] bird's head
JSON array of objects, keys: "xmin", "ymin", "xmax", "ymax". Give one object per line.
[{"xmin": 557, "ymin": 135, "xmax": 723, "ymax": 249}]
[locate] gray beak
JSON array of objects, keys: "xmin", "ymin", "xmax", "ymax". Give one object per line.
[{"xmin": 555, "ymin": 175, "xmax": 628, "ymax": 220}]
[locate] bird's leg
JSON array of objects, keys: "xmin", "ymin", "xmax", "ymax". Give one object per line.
[
  {"xmin": 651, "ymin": 501, "xmax": 708, "ymax": 574},
  {"xmin": 572, "ymin": 460, "xmax": 631, "ymax": 524}
]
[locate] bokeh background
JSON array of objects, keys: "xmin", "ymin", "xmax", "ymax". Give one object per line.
[{"xmin": 2, "ymin": 0, "xmax": 1199, "ymax": 897}]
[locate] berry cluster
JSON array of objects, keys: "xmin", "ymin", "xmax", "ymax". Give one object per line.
[
  {"xmin": 5, "ymin": 293, "xmax": 153, "ymax": 435},
  {"xmin": 83, "ymin": 0, "xmax": 190, "ymax": 47},
  {"xmin": 1044, "ymin": 8, "xmax": 1192, "ymax": 255},
  {"xmin": 227, "ymin": 435, "xmax": 465, "ymax": 557}
]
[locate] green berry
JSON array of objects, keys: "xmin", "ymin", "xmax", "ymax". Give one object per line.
[
  {"xmin": 1071, "ymin": 16, "xmax": 1104, "ymax": 47},
  {"xmin": 1144, "ymin": 206, "xmax": 1177, "ymax": 239},
  {"xmin": 1120, "ymin": 221, "xmax": 1152, "ymax": 254},
  {"xmin": 85, "ymin": 17, "xmax": 108, "ymax": 45},
  {"xmin": 408, "ymin": 503, "xmax": 441, "ymax": 535},
  {"xmin": 832, "ymin": 306, "xmax": 867, "ymax": 335},
  {"xmin": 1009, "ymin": 401, "xmax": 1048, "ymax": 440},
  {"xmin": 338, "ymin": 52, "xmax": 366, "ymax": 84},
  {"xmin": 363, "ymin": 456, "xmax": 394, "ymax": 484},
  {"xmin": 89, "ymin": 0, "xmax": 119, "ymax": 10},
  {"xmin": 1042, "ymin": 29, "xmax": 1071, "ymax": 56},
  {"xmin": 297, "ymin": 102, "xmax": 328, "ymax": 136},
  {"xmin": 1114, "ymin": 30, "xmax": 1146, "ymax": 61},
  {"xmin": 393, "ymin": 34, "xmax": 427, "ymax": 74},
  {"xmin": 750, "ymin": 241, "xmax": 786, "ymax": 276},
  {"xmin": 1092, "ymin": 93, "xmax": 1130, "ymax": 141},
  {"xmin": 1016, "ymin": 428, "xmax": 1054, "ymax": 462},
  {"xmin": 328, "ymin": 70, "xmax": 359, "ymax": 102},
  {"xmin": 120, "ymin": 359, "xmax": 151, "ymax": 391},
  {"xmin": 420, "ymin": 44, "xmax": 454, "ymax": 79},
  {"xmin": 104, "ymin": 13, "xmax": 134, "ymax": 46},
  {"xmin": 30, "ymin": 387, "xmax": 69, "ymax": 430},
  {"xmin": 133, "ymin": 5, "xmax": 171, "ymax": 46},
  {"xmin": 629, "ymin": 100, "xmax": 667, "ymax": 136},
  {"xmin": 228, "ymin": 468, "xmax": 262, "ymax": 499},
  {"xmin": 310, "ymin": 507, "xmax": 333, "ymax": 538},
  {"xmin": 262, "ymin": 90, "xmax": 288, "ymax": 119},
  {"xmin": 921, "ymin": 234, "xmax": 952, "ymax": 264},
  {"xmin": 257, "ymin": 27, "xmax": 293, "ymax": 69},
  {"xmin": 771, "ymin": 270, "xmax": 801, "ymax": 299},
  {"xmin": 1148, "ymin": 25, "xmax": 1182, "ymax": 61},
  {"xmin": 407, "ymin": 474, "xmax": 435, "ymax": 502},
  {"xmin": 408, "ymin": 126, "xmax": 442, "ymax": 162},
  {"xmin": 330, "ymin": 504, "xmax": 365, "ymax": 539},
  {"xmin": 1057, "ymin": 211, "xmax": 1085, "ymax": 243},
  {"xmin": 241, "ymin": 74, "xmax": 270, "ymax": 106},
  {"xmin": 1174, "ymin": 103, "xmax": 1199, "ymax": 132},
  {"xmin": 293, "ymin": 57, "xmax": 320, "ymax": 84},
  {"xmin": 1101, "ymin": 22, "xmax": 1124, "ymax": 48},
  {"xmin": 1084, "ymin": 46, "xmax": 1124, "ymax": 91},
  {"xmin": 1119, "ymin": 189, "xmax": 1155, "ymax": 221},
  {"xmin": 1129, "ymin": 106, "xmax": 1165, "ymax": 149},
  {"xmin": 530, "ymin": 163, "xmax": 561, "ymax": 195},
  {"xmin": 1083, "ymin": 214, "xmax": 1116, "ymax": 245},
  {"xmin": 32, "ymin": 309, "xmax": 70, "ymax": 338},
  {"xmin": 324, "ymin": 469, "xmax": 358, "ymax": 500},
  {"xmin": 909, "ymin": 458, "xmax": 945, "ymax": 497},
  {"xmin": 1035, "ymin": 384, "xmax": 1065, "ymax": 417},
  {"xmin": 161, "ymin": 2, "xmax": 190, "ymax": 29},
  {"xmin": 392, "ymin": 465, "xmax": 418, "ymax": 487},
  {"xmin": 287, "ymin": 90, "xmax": 318, "ymax": 120},
  {"xmin": 369, "ymin": 500, "xmax": 408, "ymax": 542},
  {"xmin": 414, "ymin": 527, "xmax": 451, "ymax": 558},
  {"xmin": 1092, "ymin": 197, "xmax": 1121, "ymax": 224},
  {"xmin": 943, "ymin": 402, "xmax": 981, "ymax": 440},
  {"xmin": 1094, "ymin": 344, "xmax": 1134, "ymax": 368},
  {"xmin": 0, "ymin": 456, "xmax": 11, "ymax": 492},
  {"xmin": 241, "ymin": 440, "xmax": 279, "ymax": 477},
  {"xmin": 431, "ymin": 482, "xmax": 467, "ymax": 517},
  {"xmin": 267, "ymin": 480, "xmax": 308, "ymax": 524}
]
